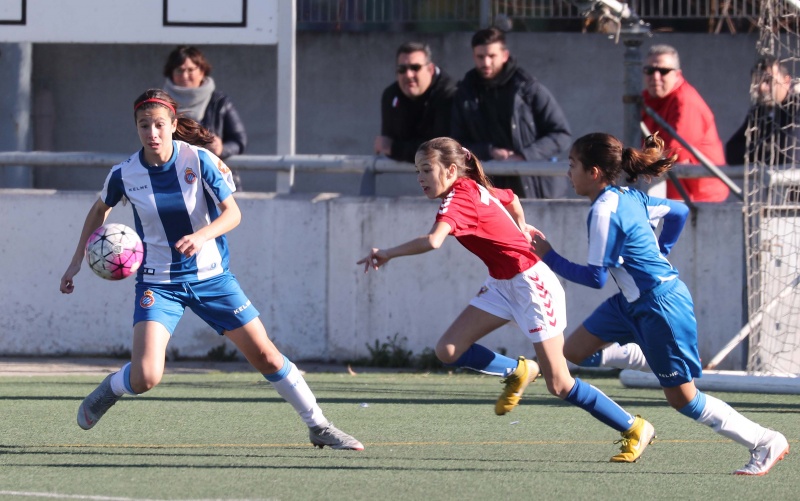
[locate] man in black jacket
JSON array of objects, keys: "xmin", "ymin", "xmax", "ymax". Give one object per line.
[
  {"xmin": 452, "ymin": 28, "xmax": 572, "ymax": 198},
  {"xmin": 375, "ymin": 42, "xmax": 457, "ymax": 163},
  {"xmin": 726, "ymin": 55, "xmax": 800, "ymax": 168}
]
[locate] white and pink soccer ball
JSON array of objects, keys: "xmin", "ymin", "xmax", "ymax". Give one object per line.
[{"xmin": 85, "ymin": 223, "xmax": 143, "ymax": 281}]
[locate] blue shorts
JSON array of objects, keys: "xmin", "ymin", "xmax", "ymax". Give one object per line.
[
  {"xmin": 133, "ymin": 272, "xmax": 260, "ymax": 335},
  {"xmin": 583, "ymin": 278, "xmax": 702, "ymax": 388}
]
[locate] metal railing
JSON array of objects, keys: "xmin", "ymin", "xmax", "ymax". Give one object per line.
[
  {"xmin": 0, "ymin": 151, "xmax": 744, "ymax": 196},
  {"xmin": 297, "ymin": 0, "xmax": 759, "ymax": 27}
]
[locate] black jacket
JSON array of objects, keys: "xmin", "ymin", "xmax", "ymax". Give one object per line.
[
  {"xmin": 451, "ymin": 57, "xmax": 571, "ymax": 198},
  {"xmin": 725, "ymin": 93, "xmax": 800, "ymax": 167},
  {"xmin": 202, "ymin": 91, "xmax": 247, "ymax": 159},
  {"xmin": 380, "ymin": 68, "xmax": 457, "ymax": 162}
]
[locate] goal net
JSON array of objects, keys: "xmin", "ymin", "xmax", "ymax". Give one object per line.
[{"xmin": 741, "ymin": 0, "xmax": 800, "ymax": 380}]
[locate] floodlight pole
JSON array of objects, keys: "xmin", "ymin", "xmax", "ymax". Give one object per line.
[
  {"xmin": 619, "ymin": 17, "xmax": 650, "ymax": 153},
  {"xmin": 276, "ymin": 1, "xmax": 297, "ymax": 193}
]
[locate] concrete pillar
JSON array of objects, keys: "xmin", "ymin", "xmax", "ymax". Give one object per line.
[{"xmin": 0, "ymin": 43, "xmax": 33, "ymax": 188}]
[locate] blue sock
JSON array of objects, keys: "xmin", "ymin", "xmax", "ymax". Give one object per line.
[
  {"xmin": 450, "ymin": 344, "xmax": 518, "ymax": 377},
  {"xmin": 565, "ymin": 378, "xmax": 634, "ymax": 432},
  {"xmin": 678, "ymin": 390, "xmax": 706, "ymax": 420},
  {"xmin": 122, "ymin": 363, "xmax": 134, "ymax": 394},
  {"xmin": 263, "ymin": 355, "xmax": 292, "ymax": 382},
  {"xmin": 579, "ymin": 351, "xmax": 603, "ymax": 367}
]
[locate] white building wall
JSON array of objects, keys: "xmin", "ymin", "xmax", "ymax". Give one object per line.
[{"xmin": 0, "ymin": 190, "xmax": 746, "ymax": 369}]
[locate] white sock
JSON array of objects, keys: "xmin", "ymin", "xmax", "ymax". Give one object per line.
[
  {"xmin": 601, "ymin": 343, "xmax": 650, "ymax": 372},
  {"xmin": 109, "ymin": 363, "xmax": 137, "ymax": 396},
  {"xmin": 695, "ymin": 393, "xmax": 767, "ymax": 449},
  {"xmin": 269, "ymin": 361, "xmax": 328, "ymax": 428}
]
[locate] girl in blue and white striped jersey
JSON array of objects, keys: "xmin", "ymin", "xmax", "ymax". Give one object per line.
[
  {"xmin": 59, "ymin": 89, "xmax": 362, "ymax": 450},
  {"xmin": 531, "ymin": 132, "xmax": 788, "ymax": 475}
]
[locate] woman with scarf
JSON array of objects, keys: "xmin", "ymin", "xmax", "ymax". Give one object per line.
[{"xmin": 163, "ymin": 46, "xmax": 247, "ymax": 184}]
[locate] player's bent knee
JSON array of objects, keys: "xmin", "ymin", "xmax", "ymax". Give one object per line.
[{"xmin": 434, "ymin": 342, "xmax": 458, "ymax": 365}]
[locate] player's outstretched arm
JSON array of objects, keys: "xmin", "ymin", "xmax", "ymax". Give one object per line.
[
  {"xmin": 358, "ymin": 221, "xmax": 451, "ymax": 273},
  {"xmin": 60, "ymin": 199, "xmax": 112, "ymax": 294}
]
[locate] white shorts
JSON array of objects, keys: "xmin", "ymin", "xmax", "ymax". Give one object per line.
[{"xmin": 469, "ymin": 261, "xmax": 567, "ymax": 344}]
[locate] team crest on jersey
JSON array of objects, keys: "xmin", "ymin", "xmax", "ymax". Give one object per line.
[
  {"xmin": 184, "ymin": 167, "xmax": 197, "ymax": 184},
  {"xmin": 438, "ymin": 189, "xmax": 455, "ymax": 215},
  {"xmin": 216, "ymin": 160, "xmax": 230, "ymax": 174},
  {"xmin": 139, "ymin": 290, "xmax": 156, "ymax": 309}
]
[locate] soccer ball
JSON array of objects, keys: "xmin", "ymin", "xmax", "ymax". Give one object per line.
[{"xmin": 85, "ymin": 223, "xmax": 144, "ymax": 280}]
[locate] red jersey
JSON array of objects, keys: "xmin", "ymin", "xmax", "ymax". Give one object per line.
[
  {"xmin": 435, "ymin": 177, "xmax": 539, "ymax": 279},
  {"xmin": 642, "ymin": 77, "xmax": 729, "ymax": 202}
]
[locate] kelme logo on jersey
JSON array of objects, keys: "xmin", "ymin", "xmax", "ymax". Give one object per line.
[
  {"xmin": 216, "ymin": 160, "xmax": 230, "ymax": 174},
  {"xmin": 184, "ymin": 167, "xmax": 197, "ymax": 184},
  {"xmin": 139, "ymin": 290, "xmax": 156, "ymax": 309}
]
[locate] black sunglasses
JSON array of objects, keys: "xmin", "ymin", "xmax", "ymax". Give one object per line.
[
  {"xmin": 643, "ymin": 66, "xmax": 676, "ymax": 76},
  {"xmin": 397, "ymin": 63, "xmax": 424, "ymax": 74}
]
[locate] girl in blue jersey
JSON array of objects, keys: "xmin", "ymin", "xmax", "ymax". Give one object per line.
[
  {"xmin": 532, "ymin": 132, "xmax": 788, "ymax": 475},
  {"xmin": 59, "ymin": 89, "xmax": 362, "ymax": 450}
]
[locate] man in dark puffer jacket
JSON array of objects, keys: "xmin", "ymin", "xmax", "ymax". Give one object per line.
[{"xmin": 452, "ymin": 28, "xmax": 572, "ymax": 199}]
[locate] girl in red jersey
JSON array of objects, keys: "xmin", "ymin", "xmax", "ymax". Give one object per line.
[{"xmin": 358, "ymin": 137, "xmax": 655, "ymax": 462}]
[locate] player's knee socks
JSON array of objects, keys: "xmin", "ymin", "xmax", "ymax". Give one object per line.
[
  {"xmin": 565, "ymin": 378, "xmax": 634, "ymax": 433},
  {"xmin": 109, "ymin": 362, "xmax": 137, "ymax": 396},
  {"xmin": 600, "ymin": 343, "xmax": 650, "ymax": 372},
  {"xmin": 578, "ymin": 351, "xmax": 603, "ymax": 367},
  {"xmin": 264, "ymin": 355, "xmax": 327, "ymax": 428},
  {"xmin": 450, "ymin": 344, "xmax": 518, "ymax": 377},
  {"xmin": 679, "ymin": 390, "xmax": 766, "ymax": 449}
]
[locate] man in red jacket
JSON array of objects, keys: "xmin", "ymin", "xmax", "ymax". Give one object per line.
[{"xmin": 642, "ymin": 44, "xmax": 729, "ymax": 202}]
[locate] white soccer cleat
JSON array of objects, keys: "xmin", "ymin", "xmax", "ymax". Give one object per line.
[
  {"xmin": 734, "ymin": 429, "xmax": 789, "ymax": 476},
  {"xmin": 77, "ymin": 374, "xmax": 121, "ymax": 430},
  {"xmin": 309, "ymin": 422, "xmax": 364, "ymax": 450}
]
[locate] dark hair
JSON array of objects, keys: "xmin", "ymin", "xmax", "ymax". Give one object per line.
[
  {"xmin": 571, "ymin": 133, "xmax": 677, "ymax": 184},
  {"xmin": 417, "ymin": 137, "xmax": 494, "ymax": 192},
  {"xmin": 163, "ymin": 45, "xmax": 212, "ymax": 79},
  {"xmin": 396, "ymin": 41, "xmax": 432, "ymax": 62},
  {"xmin": 753, "ymin": 54, "xmax": 790, "ymax": 78},
  {"xmin": 471, "ymin": 27, "xmax": 506, "ymax": 48},
  {"xmin": 133, "ymin": 89, "xmax": 214, "ymax": 147}
]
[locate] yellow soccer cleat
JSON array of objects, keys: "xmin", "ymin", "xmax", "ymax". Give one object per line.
[
  {"xmin": 610, "ymin": 415, "xmax": 655, "ymax": 463},
  {"xmin": 495, "ymin": 356, "xmax": 540, "ymax": 415}
]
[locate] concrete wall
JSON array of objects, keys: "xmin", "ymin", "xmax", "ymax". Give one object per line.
[
  {"xmin": 22, "ymin": 32, "xmax": 757, "ymax": 195},
  {"xmin": 0, "ymin": 189, "xmax": 746, "ymax": 369}
]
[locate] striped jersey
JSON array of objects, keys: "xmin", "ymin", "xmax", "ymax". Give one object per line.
[
  {"xmin": 435, "ymin": 177, "xmax": 539, "ymax": 279},
  {"xmin": 587, "ymin": 185, "xmax": 687, "ymax": 302},
  {"xmin": 100, "ymin": 140, "xmax": 236, "ymax": 284}
]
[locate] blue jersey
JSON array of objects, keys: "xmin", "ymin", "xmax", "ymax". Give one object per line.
[
  {"xmin": 100, "ymin": 140, "xmax": 236, "ymax": 284},
  {"xmin": 586, "ymin": 185, "xmax": 687, "ymax": 302},
  {"xmin": 543, "ymin": 185, "xmax": 689, "ymax": 302}
]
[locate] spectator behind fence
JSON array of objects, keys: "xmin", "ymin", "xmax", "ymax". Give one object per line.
[
  {"xmin": 451, "ymin": 27, "xmax": 572, "ymax": 199},
  {"xmin": 375, "ymin": 42, "xmax": 457, "ymax": 163},
  {"xmin": 641, "ymin": 44, "xmax": 729, "ymax": 202},
  {"xmin": 725, "ymin": 55, "xmax": 800, "ymax": 167},
  {"xmin": 163, "ymin": 46, "xmax": 247, "ymax": 186}
]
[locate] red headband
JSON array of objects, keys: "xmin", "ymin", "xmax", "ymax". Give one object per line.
[{"xmin": 134, "ymin": 98, "xmax": 176, "ymax": 115}]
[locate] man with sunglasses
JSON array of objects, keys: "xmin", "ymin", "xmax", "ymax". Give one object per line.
[
  {"xmin": 451, "ymin": 27, "xmax": 572, "ymax": 199},
  {"xmin": 725, "ymin": 55, "xmax": 800, "ymax": 168},
  {"xmin": 642, "ymin": 44, "xmax": 729, "ymax": 202},
  {"xmin": 375, "ymin": 42, "xmax": 457, "ymax": 163}
]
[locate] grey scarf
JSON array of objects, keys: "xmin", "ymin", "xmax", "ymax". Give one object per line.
[{"xmin": 163, "ymin": 76, "xmax": 216, "ymax": 121}]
